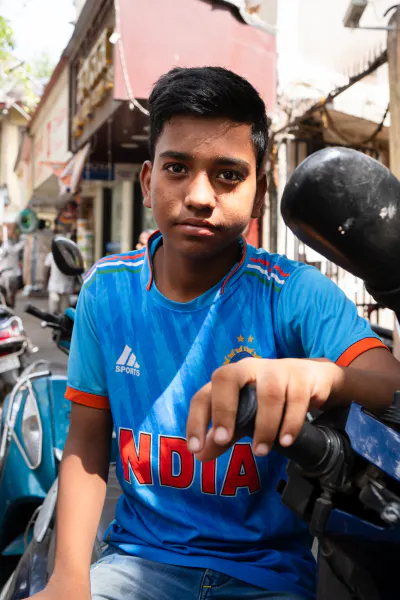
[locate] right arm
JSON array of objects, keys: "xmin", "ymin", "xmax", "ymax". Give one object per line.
[
  {"xmin": 34, "ymin": 403, "xmax": 112, "ymax": 598},
  {"xmin": 31, "ymin": 267, "xmax": 111, "ymax": 599}
]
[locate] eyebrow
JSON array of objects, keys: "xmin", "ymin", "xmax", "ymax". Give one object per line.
[{"xmin": 159, "ymin": 151, "xmax": 251, "ymax": 171}]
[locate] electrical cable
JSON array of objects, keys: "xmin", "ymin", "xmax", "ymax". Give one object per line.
[
  {"xmin": 384, "ymin": 4, "xmax": 400, "ymax": 18},
  {"xmin": 113, "ymin": 0, "xmax": 149, "ymax": 117}
]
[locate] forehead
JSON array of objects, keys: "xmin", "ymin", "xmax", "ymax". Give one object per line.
[{"xmin": 155, "ymin": 116, "xmax": 256, "ymax": 167}]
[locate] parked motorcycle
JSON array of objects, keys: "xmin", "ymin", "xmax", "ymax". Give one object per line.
[
  {"xmin": 3, "ymin": 150, "xmax": 400, "ymax": 600},
  {"xmin": 0, "ymin": 304, "xmax": 75, "ymax": 587},
  {"xmin": 0, "ymin": 297, "xmax": 37, "ymax": 403},
  {"xmin": 0, "ymin": 236, "xmax": 85, "ymax": 588}
]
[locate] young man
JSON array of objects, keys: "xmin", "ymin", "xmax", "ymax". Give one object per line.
[{"xmin": 32, "ymin": 67, "xmax": 400, "ymax": 600}]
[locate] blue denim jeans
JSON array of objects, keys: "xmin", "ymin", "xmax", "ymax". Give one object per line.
[{"xmin": 90, "ymin": 548, "xmax": 308, "ymax": 600}]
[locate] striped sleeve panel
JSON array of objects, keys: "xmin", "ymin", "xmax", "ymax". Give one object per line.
[
  {"xmin": 84, "ymin": 251, "xmax": 146, "ymax": 288},
  {"xmin": 244, "ymin": 256, "xmax": 291, "ymax": 293}
]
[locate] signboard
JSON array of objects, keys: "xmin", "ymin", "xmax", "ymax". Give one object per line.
[
  {"xmin": 72, "ymin": 28, "xmax": 114, "ymax": 140},
  {"xmin": 82, "ymin": 163, "xmax": 115, "ymax": 181}
]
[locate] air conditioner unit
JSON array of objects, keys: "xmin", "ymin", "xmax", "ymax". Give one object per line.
[{"xmin": 343, "ymin": 0, "xmax": 368, "ymax": 28}]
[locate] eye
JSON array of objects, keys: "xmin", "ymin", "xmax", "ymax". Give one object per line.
[
  {"xmin": 217, "ymin": 171, "xmax": 244, "ymax": 182},
  {"xmin": 164, "ymin": 163, "xmax": 187, "ymax": 174}
]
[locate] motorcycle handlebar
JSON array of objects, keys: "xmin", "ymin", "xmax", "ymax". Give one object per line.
[
  {"xmin": 24, "ymin": 304, "xmax": 61, "ymax": 326},
  {"xmin": 237, "ymin": 385, "xmax": 332, "ymax": 473}
]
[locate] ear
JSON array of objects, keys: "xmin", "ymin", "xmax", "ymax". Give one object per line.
[
  {"xmin": 251, "ymin": 172, "xmax": 267, "ymax": 219},
  {"xmin": 140, "ymin": 161, "xmax": 153, "ymax": 208}
]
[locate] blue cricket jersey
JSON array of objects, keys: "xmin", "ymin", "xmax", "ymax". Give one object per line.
[{"xmin": 66, "ymin": 232, "xmax": 384, "ymax": 599}]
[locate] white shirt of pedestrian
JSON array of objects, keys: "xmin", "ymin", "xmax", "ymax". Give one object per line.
[{"xmin": 45, "ymin": 253, "xmax": 75, "ymax": 295}]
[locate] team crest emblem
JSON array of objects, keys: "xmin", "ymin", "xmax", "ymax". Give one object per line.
[{"xmin": 224, "ymin": 335, "xmax": 261, "ymax": 364}]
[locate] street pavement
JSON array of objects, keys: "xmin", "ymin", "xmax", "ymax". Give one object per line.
[{"xmin": 14, "ymin": 293, "xmax": 69, "ymax": 372}]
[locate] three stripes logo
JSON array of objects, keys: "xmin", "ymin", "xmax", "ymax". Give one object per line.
[{"xmin": 116, "ymin": 345, "xmax": 140, "ymax": 377}]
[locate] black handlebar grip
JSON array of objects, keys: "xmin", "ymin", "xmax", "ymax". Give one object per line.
[
  {"xmin": 273, "ymin": 422, "xmax": 330, "ymax": 473},
  {"xmin": 24, "ymin": 304, "xmax": 60, "ymax": 326},
  {"xmin": 236, "ymin": 385, "xmax": 258, "ymax": 437},
  {"xmin": 236, "ymin": 384, "xmax": 331, "ymax": 473}
]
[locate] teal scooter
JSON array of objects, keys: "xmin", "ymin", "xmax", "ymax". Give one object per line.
[{"xmin": 0, "ymin": 237, "xmax": 83, "ymax": 586}]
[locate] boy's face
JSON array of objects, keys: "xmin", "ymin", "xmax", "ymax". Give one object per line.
[{"xmin": 140, "ymin": 116, "xmax": 266, "ymax": 258}]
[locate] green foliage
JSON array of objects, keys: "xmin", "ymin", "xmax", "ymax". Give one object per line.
[
  {"xmin": 0, "ymin": 17, "xmax": 56, "ymax": 113},
  {"xmin": 0, "ymin": 15, "xmax": 15, "ymax": 60},
  {"xmin": 32, "ymin": 52, "xmax": 55, "ymax": 80}
]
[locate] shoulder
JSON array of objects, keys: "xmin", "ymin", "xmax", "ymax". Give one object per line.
[
  {"xmin": 245, "ymin": 245, "xmax": 307, "ymax": 294},
  {"xmin": 82, "ymin": 249, "xmax": 146, "ymax": 291}
]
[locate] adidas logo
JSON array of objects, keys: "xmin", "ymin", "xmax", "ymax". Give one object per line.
[{"xmin": 115, "ymin": 345, "xmax": 140, "ymax": 376}]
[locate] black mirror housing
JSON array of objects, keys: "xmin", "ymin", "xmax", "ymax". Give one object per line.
[
  {"xmin": 281, "ymin": 147, "xmax": 400, "ymax": 313},
  {"xmin": 51, "ymin": 237, "xmax": 85, "ymax": 277}
]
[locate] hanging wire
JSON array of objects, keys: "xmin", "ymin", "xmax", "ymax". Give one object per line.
[
  {"xmin": 113, "ymin": 0, "xmax": 149, "ymax": 116},
  {"xmin": 384, "ymin": 4, "xmax": 400, "ymax": 18}
]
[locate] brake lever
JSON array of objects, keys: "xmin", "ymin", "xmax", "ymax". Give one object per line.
[{"xmin": 40, "ymin": 322, "xmax": 60, "ymax": 330}]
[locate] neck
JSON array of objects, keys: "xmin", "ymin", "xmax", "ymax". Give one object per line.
[{"xmin": 153, "ymin": 239, "xmax": 242, "ymax": 303}]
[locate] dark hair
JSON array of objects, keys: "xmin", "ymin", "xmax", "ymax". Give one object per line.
[{"xmin": 149, "ymin": 66, "xmax": 268, "ymax": 173}]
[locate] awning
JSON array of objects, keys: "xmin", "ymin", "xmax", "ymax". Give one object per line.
[
  {"xmin": 58, "ymin": 142, "xmax": 91, "ymax": 197},
  {"xmin": 29, "ymin": 143, "xmax": 90, "ymax": 210},
  {"xmin": 321, "ymin": 108, "xmax": 389, "ymax": 147},
  {"xmin": 113, "ymin": 0, "xmax": 277, "ymax": 112}
]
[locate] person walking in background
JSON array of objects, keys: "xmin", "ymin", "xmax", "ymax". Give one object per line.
[
  {"xmin": 0, "ymin": 223, "xmax": 25, "ymax": 308},
  {"xmin": 44, "ymin": 251, "xmax": 75, "ymax": 315},
  {"xmin": 136, "ymin": 228, "xmax": 155, "ymax": 249}
]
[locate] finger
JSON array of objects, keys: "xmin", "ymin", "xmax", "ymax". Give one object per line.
[
  {"xmin": 211, "ymin": 360, "xmax": 256, "ymax": 446},
  {"xmin": 279, "ymin": 372, "xmax": 311, "ymax": 447},
  {"xmin": 194, "ymin": 427, "xmax": 240, "ymax": 463},
  {"xmin": 252, "ymin": 370, "xmax": 287, "ymax": 457},
  {"xmin": 186, "ymin": 382, "xmax": 212, "ymax": 454}
]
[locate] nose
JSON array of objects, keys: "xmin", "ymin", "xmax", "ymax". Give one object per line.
[{"xmin": 184, "ymin": 172, "xmax": 216, "ymax": 212}]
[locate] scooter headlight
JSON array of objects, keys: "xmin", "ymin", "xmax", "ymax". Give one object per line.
[{"xmin": 21, "ymin": 391, "xmax": 43, "ymax": 468}]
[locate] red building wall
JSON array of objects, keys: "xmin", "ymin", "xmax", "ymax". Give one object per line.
[{"xmin": 114, "ymin": 0, "xmax": 276, "ymax": 112}]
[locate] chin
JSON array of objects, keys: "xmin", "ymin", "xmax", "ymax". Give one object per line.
[{"xmin": 179, "ymin": 234, "xmax": 238, "ymax": 260}]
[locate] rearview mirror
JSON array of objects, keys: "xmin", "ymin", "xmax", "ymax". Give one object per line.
[
  {"xmin": 51, "ymin": 237, "xmax": 85, "ymax": 277},
  {"xmin": 281, "ymin": 147, "xmax": 400, "ymax": 315}
]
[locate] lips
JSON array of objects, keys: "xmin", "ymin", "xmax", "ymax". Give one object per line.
[
  {"xmin": 176, "ymin": 219, "xmax": 219, "ymax": 237},
  {"xmin": 178, "ymin": 219, "xmax": 218, "ymax": 229}
]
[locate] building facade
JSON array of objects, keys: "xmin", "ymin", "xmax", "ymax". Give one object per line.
[{"xmin": 0, "ymin": 104, "xmax": 29, "ymax": 223}]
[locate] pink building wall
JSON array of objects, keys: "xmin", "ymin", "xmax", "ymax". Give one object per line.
[{"xmin": 114, "ymin": 0, "xmax": 276, "ymax": 113}]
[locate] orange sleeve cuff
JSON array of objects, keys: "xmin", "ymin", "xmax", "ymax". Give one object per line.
[
  {"xmin": 336, "ymin": 337, "xmax": 388, "ymax": 367},
  {"xmin": 65, "ymin": 386, "xmax": 110, "ymax": 410}
]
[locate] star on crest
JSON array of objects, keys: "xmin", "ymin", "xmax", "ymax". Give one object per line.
[{"xmin": 224, "ymin": 334, "xmax": 260, "ymax": 364}]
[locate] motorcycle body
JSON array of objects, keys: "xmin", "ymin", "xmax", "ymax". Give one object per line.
[{"xmin": 280, "ymin": 403, "xmax": 400, "ymax": 600}]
